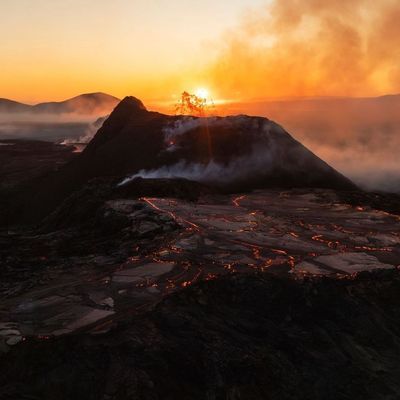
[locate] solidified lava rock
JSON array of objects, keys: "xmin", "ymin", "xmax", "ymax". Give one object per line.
[
  {"xmin": 337, "ymin": 190, "xmax": 400, "ymax": 216},
  {"xmin": 1, "ymin": 270, "xmax": 400, "ymax": 400},
  {"xmin": 14, "ymin": 96, "xmax": 356, "ymax": 224},
  {"xmin": 0, "ymin": 140, "xmax": 77, "ymax": 228},
  {"xmin": 36, "ymin": 176, "xmax": 215, "ymax": 232}
]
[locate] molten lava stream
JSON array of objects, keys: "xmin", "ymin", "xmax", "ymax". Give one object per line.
[
  {"xmin": 311, "ymin": 234, "xmax": 344, "ymax": 251},
  {"xmin": 232, "ymin": 195, "xmax": 246, "ymax": 207},
  {"xmin": 180, "ymin": 267, "xmax": 203, "ymax": 288},
  {"xmin": 271, "ymin": 248, "xmax": 288, "ymax": 255},
  {"xmin": 140, "ymin": 197, "xmax": 201, "ymax": 232},
  {"xmin": 288, "ymin": 256, "xmax": 296, "ymax": 269},
  {"xmin": 353, "ymin": 245, "xmax": 393, "ymax": 252},
  {"xmin": 156, "ymin": 263, "xmax": 195, "ymax": 292},
  {"xmin": 330, "ymin": 224, "xmax": 354, "ymax": 234},
  {"xmin": 252, "ymin": 246, "xmax": 261, "ymax": 260},
  {"xmin": 311, "ymin": 233, "xmax": 393, "ymax": 253},
  {"xmin": 248, "ymin": 258, "xmax": 274, "ymax": 272}
]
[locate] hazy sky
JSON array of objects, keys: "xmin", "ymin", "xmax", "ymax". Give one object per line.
[
  {"xmin": 0, "ymin": 0, "xmax": 265, "ymax": 103},
  {"xmin": 1, "ymin": 0, "xmax": 399, "ymax": 103}
]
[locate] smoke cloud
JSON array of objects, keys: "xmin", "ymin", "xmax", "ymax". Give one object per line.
[
  {"xmin": 226, "ymin": 96, "xmax": 400, "ymax": 193},
  {"xmin": 208, "ymin": 0, "xmax": 400, "ymax": 98}
]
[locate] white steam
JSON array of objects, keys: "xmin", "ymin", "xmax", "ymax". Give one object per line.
[
  {"xmin": 163, "ymin": 117, "xmax": 204, "ymax": 143},
  {"xmin": 60, "ymin": 121, "xmax": 100, "ymax": 145},
  {"xmin": 118, "ymin": 116, "xmax": 294, "ymax": 187},
  {"xmin": 119, "ymin": 147, "xmax": 276, "ymax": 186}
]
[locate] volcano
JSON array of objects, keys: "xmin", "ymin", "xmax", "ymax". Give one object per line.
[
  {"xmin": 82, "ymin": 96, "xmax": 355, "ymax": 190},
  {"xmin": 15, "ymin": 96, "xmax": 355, "ymax": 223}
]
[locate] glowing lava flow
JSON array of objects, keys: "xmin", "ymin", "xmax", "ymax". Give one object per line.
[
  {"xmin": 311, "ymin": 235, "xmax": 343, "ymax": 250},
  {"xmin": 140, "ymin": 197, "xmax": 201, "ymax": 232},
  {"xmin": 140, "ymin": 197, "xmax": 171, "ymax": 214},
  {"xmin": 232, "ymin": 195, "xmax": 246, "ymax": 207},
  {"xmin": 311, "ymin": 234, "xmax": 393, "ymax": 253},
  {"xmin": 181, "ymin": 267, "xmax": 203, "ymax": 288},
  {"xmin": 139, "ymin": 193, "xmax": 396, "ymax": 288},
  {"xmin": 354, "ymin": 245, "xmax": 393, "ymax": 252}
]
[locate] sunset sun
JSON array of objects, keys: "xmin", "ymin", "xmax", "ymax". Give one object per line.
[{"xmin": 195, "ymin": 87, "xmax": 209, "ymax": 100}]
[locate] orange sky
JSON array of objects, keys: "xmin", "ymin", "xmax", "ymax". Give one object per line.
[{"xmin": 1, "ymin": 0, "xmax": 399, "ymax": 104}]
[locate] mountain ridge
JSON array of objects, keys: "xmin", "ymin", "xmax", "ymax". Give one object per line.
[{"xmin": 0, "ymin": 92, "xmax": 120, "ymax": 115}]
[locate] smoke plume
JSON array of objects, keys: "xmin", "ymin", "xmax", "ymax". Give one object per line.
[
  {"xmin": 208, "ymin": 0, "xmax": 400, "ymax": 99},
  {"xmin": 225, "ymin": 96, "xmax": 400, "ymax": 192}
]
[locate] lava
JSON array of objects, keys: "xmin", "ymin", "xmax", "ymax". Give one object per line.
[
  {"xmin": 354, "ymin": 245, "xmax": 393, "ymax": 252},
  {"xmin": 272, "ymin": 249, "xmax": 288, "ymax": 255},
  {"xmin": 288, "ymin": 256, "xmax": 296, "ymax": 269},
  {"xmin": 232, "ymin": 195, "xmax": 246, "ymax": 207},
  {"xmin": 141, "ymin": 197, "xmax": 201, "ymax": 232},
  {"xmin": 311, "ymin": 234, "xmax": 343, "ymax": 250},
  {"xmin": 252, "ymin": 247, "xmax": 261, "ymax": 259}
]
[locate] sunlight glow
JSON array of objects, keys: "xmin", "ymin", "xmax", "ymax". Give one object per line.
[{"xmin": 195, "ymin": 88, "xmax": 209, "ymax": 100}]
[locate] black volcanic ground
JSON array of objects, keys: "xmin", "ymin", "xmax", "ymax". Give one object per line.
[{"xmin": 0, "ymin": 97, "xmax": 400, "ymax": 400}]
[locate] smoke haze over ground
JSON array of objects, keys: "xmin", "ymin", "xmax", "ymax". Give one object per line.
[
  {"xmin": 0, "ymin": 93, "xmax": 118, "ymax": 142},
  {"xmin": 223, "ymin": 96, "xmax": 400, "ymax": 193},
  {"xmin": 0, "ymin": 113, "xmax": 96, "ymax": 143}
]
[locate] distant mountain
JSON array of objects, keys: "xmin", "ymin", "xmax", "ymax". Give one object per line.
[
  {"xmin": 0, "ymin": 92, "xmax": 120, "ymax": 115},
  {"xmin": 0, "ymin": 98, "xmax": 32, "ymax": 113},
  {"xmin": 32, "ymin": 93, "xmax": 120, "ymax": 115}
]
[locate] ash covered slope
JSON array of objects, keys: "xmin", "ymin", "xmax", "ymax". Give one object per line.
[{"xmin": 81, "ymin": 96, "xmax": 355, "ymax": 191}]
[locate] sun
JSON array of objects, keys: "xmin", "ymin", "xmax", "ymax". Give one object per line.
[{"xmin": 195, "ymin": 87, "xmax": 209, "ymax": 100}]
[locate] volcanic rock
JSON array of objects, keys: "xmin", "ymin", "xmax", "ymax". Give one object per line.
[{"xmin": 1, "ymin": 270, "xmax": 400, "ymax": 400}]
